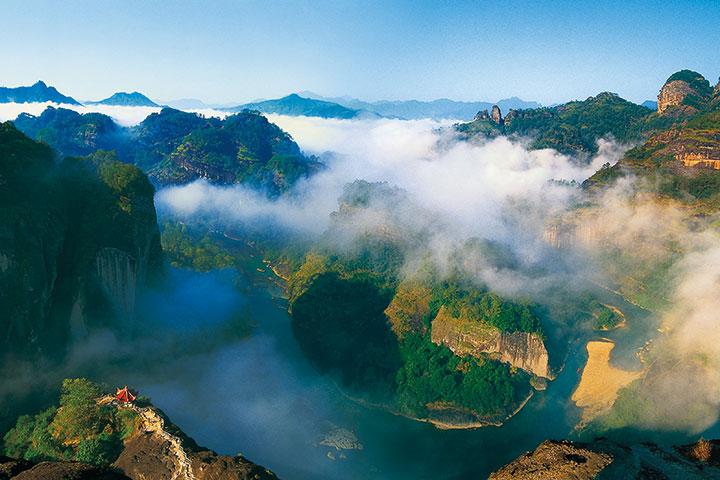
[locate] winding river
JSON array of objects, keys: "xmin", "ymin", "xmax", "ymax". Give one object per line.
[{"xmin": 97, "ymin": 244, "xmax": 688, "ymax": 480}]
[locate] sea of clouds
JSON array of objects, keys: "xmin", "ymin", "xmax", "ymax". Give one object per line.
[{"xmin": 3, "ymin": 101, "xmax": 719, "ymax": 435}]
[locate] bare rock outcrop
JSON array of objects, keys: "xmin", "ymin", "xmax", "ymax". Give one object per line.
[
  {"xmin": 543, "ymin": 217, "xmax": 604, "ymax": 250},
  {"xmin": 0, "ymin": 456, "xmax": 129, "ymax": 480},
  {"xmin": 658, "ymin": 80, "xmax": 697, "ymax": 113},
  {"xmin": 492, "ymin": 438, "xmax": 720, "ymax": 479},
  {"xmin": 430, "ymin": 306, "xmax": 550, "ymax": 378},
  {"xmin": 657, "ymin": 70, "xmax": 713, "ymax": 114},
  {"xmin": 113, "ymin": 404, "xmax": 277, "ymax": 480},
  {"xmin": 489, "ymin": 440, "xmax": 612, "ymax": 480},
  {"xmin": 491, "ymin": 105, "xmax": 503, "ymax": 125},
  {"xmin": 474, "ymin": 109, "xmax": 491, "ymax": 121}
]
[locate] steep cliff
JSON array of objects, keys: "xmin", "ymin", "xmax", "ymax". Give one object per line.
[
  {"xmin": 430, "ymin": 305, "xmax": 550, "ymax": 378},
  {"xmin": 113, "ymin": 403, "xmax": 277, "ymax": 480},
  {"xmin": 657, "ymin": 70, "xmax": 714, "ymax": 114},
  {"xmin": 0, "ymin": 124, "xmax": 162, "ymax": 355},
  {"xmin": 1, "ymin": 391, "xmax": 276, "ymax": 480}
]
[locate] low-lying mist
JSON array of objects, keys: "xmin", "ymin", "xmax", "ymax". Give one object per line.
[
  {"xmin": 158, "ymin": 114, "xmax": 720, "ymax": 436},
  {"xmin": 3, "ymin": 104, "xmax": 718, "ymax": 448},
  {"xmin": 558, "ymin": 181, "xmax": 720, "ymax": 434},
  {"xmin": 0, "ymin": 102, "xmax": 165, "ymax": 126},
  {"xmin": 157, "ymin": 115, "xmax": 625, "ymax": 285}
]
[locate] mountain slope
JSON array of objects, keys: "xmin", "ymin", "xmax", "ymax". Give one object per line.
[
  {"xmin": 13, "ymin": 106, "xmax": 322, "ymax": 194},
  {"xmin": 0, "ymin": 123, "xmax": 163, "ymax": 356},
  {"xmin": 584, "ymin": 70, "xmax": 720, "ymax": 207},
  {"xmin": 0, "ymin": 81, "xmax": 80, "ymax": 105},
  {"xmin": 231, "ymin": 93, "xmax": 362, "ymax": 119},
  {"xmin": 14, "ymin": 107, "xmax": 124, "ymax": 158},
  {"xmin": 133, "ymin": 107, "xmax": 323, "ymax": 192},
  {"xmin": 456, "ymin": 92, "xmax": 659, "ymax": 156},
  {"xmin": 89, "ymin": 92, "xmax": 159, "ymax": 107},
  {"xmin": 2, "ymin": 379, "xmax": 277, "ymax": 479}
]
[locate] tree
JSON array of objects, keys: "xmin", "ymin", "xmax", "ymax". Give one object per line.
[{"xmin": 50, "ymin": 378, "xmax": 104, "ymax": 443}]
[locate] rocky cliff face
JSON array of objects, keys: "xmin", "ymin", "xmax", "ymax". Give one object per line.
[
  {"xmin": 658, "ymin": 80, "xmax": 697, "ymax": 113},
  {"xmin": 677, "ymin": 150, "xmax": 720, "ymax": 169},
  {"xmin": 543, "ymin": 218, "xmax": 603, "ymax": 250},
  {"xmin": 490, "ymin": 438, "xmax": 720, "ymax": 479},
  {"xmin": 113, "ymin": 403, "xmax": 277, "ymax": 480},
  {"xmin": 96, "ymin": 248, "xmax": 138, "ymax": 322},
  {"xmin": 0, "ymin": 401, "xmax": 277, "ymax": 480},
  {"xmin": 657, "ymin": 70, "xmax": 714, "ymax": 114},
  {"xmin": 0, "ymin": 124, "xmax": 162, "ymax": 356},
  {"xmin": 430, "ymin": 306, "xmax": 550, "ymax": 378},
  {"xmin": 491, "ymin": 105, "xmax": 503, "ymax": 125},
  {"xmin": 472, "ymin": 105, "xmax": 504, "ymax": 126}
]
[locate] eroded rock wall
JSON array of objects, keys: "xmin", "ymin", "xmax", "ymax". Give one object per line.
[
  {"xmin": 96, "ymin": 247, "xmax": 137, "ymax": 321},
  {"xmin": 430, "ymin": 306, "xmax": 550, "ymax": 378},
  {"xmin": 658, "ymin": 80, "xmax": 696, "ymax": 113},
  {"xmin": 113, "ymin": 405, "xmax": 278, "ymax": 480}
]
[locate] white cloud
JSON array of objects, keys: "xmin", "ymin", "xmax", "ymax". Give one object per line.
[
  {"xmin": 158, "ymin": 115, "xmax": 624, "ymax": 239},
  {"xmin": 0, "ymin": 102, "xmax": 234, "ymax": 127}
]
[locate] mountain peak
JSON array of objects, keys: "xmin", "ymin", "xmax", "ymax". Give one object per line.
[
  {"xmin": 0, "ymin": 81, "xmax": 80, "ymax": 105},
  {"xmin": 233, "ymin": 94, "xmax": 360, "ymax": 119},
  {"xmin": 658, "ymin": 70, "xmax": 713, "ymax": 114},
  {"xmin": 93, "ymin": 91, "xmax": 159, "ymax": 107}
]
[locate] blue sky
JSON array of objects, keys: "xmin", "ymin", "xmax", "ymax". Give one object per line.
[{"xmin": 1, "ymin": 0, "xmax": 719, "ymax": 104}]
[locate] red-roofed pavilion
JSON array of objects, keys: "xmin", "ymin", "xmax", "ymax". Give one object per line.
[{"xmin": 115, "ymin": 386, "xmax": 136, "ymax": 404}]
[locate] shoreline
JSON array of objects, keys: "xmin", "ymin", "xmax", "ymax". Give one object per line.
[{"xmin": 333, "ymin": 379, "xmax": 536, "ymax": 430}]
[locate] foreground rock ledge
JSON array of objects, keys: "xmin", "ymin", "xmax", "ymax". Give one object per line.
[
  {"xmin": 0, "ymin": 401, "xmax": 278, "ymax": 480},
  {"xmin": 490, "ymin": 438, "xmax": 720, "ymax": 480},
  {"xmin": 112, "ymin": 401, "xmax": 278, "ymax": 480},
  {"xmin": 489, "ymin": 440, "xmax": 611, "ymax": 480}
]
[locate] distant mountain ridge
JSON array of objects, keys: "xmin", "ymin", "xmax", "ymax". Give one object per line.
[
  {"xmin": 226, "ymin": 92, "xmax": 542, "ymax": 120},
  {"xmin": 89, "ymin": 91, "xmax": 160, "ymax": 107},
  {"xmin": 0, "ymin": 81, "xmax": 539, "ymax": 121},
  {"xmin": 0, "ymin": 80, "xmax": 80, "ymax": 105},
  {"xmin": 641, "ymin": 100, "xmax": 658, "ymax": 110},
  {"xmin": 229, "ymin": 93, "xmax": 365, "ymax": 119},
  {"xmin": 162, "ymin": 98, "xmax": 210, "ymax": 110},
  {"xmin": 299, "ymin": 91, "xmax": 542, "ymax": 120}
]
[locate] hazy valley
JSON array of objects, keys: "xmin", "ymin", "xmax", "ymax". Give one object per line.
[{"xmin": 1, "ymin": 66, "xmax": 719, "ymax": 479}]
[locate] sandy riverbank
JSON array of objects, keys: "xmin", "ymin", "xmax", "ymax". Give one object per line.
[{"xmin": 572, "ymin": 340, "xmax": 643, "ymax": 425}]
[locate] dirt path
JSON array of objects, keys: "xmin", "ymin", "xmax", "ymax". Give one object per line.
[
  {"xmin": 135, "ymin": 406, "xmax": 195, "ymax": 480},
  {"xmin": 99, "ymin": 395, "xmax": 195, "ymax": 480}
]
